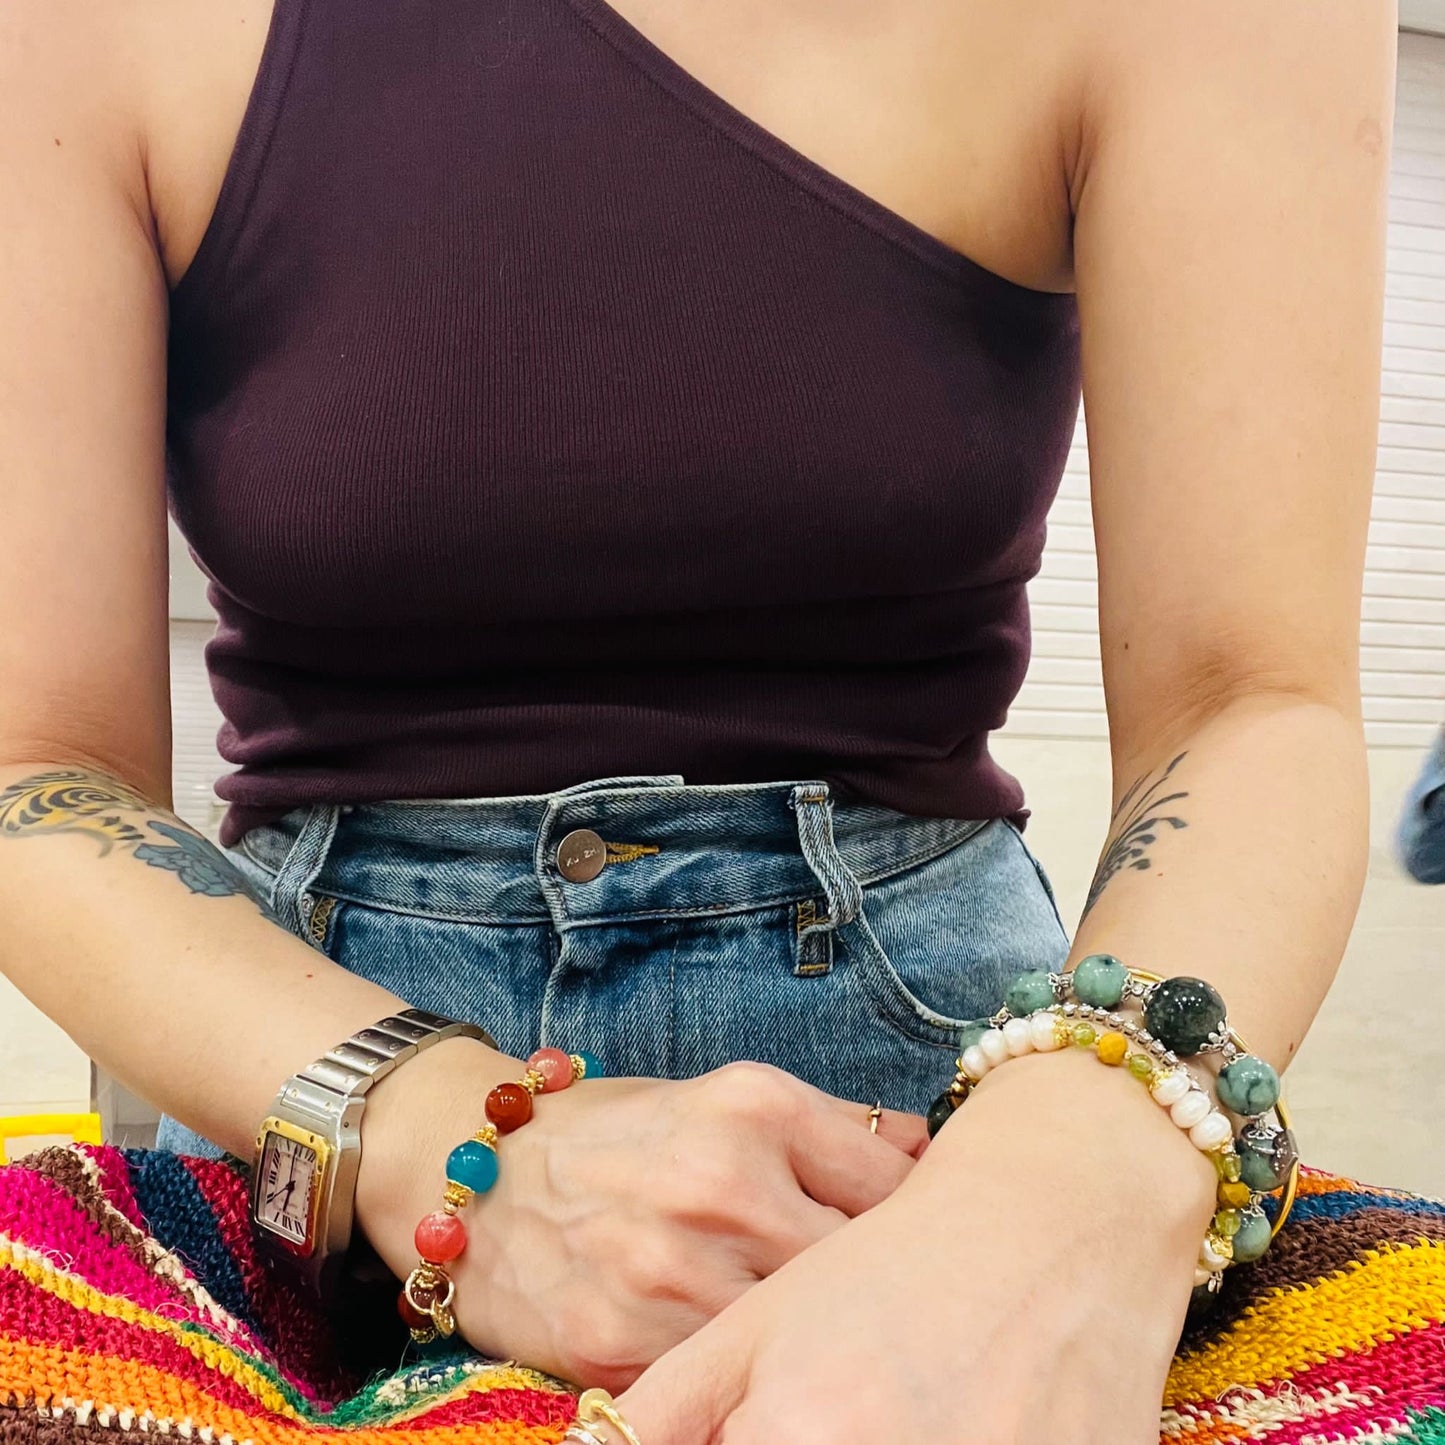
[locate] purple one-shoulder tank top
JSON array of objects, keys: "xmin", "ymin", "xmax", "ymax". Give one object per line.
[{"xmin": 164, "ymin": 0, "xmax": 1082, "ymax": 849}]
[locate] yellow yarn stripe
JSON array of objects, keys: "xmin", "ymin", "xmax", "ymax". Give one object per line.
[
  {"xmin": 0, "ymin": 1238, "xmax": 300, "ymax": 1420},
  {"xmin": 0, "ymin": 1341, "xmax": 563, "ymax": 1445},
  {"xmin": 1165, "ymin": 1240, "xmax": 1445, "ymax": 1403}
]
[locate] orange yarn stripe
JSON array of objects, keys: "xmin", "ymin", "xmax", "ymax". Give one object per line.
[{"xmin": 0, "ymin": 1340, "xmax": 565, "ymax": 1445}]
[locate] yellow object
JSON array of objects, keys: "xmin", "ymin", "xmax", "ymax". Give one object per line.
[
  {"xmin": 1218, "ymin": 1179, "xmax": 1252, "ymax": 1209},
  {"xmin": 1096, "ymin": 1032, "xmax": 1129, "ymax": 1066},
  {"xmin": 0, "ymin": 1112, "xmax": 102, "ymax": 1166}
]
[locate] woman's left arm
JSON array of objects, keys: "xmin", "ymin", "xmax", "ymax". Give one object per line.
[{"xmin": 622, "ymin": 3, "xmax": 1396, "ymax": 1440}]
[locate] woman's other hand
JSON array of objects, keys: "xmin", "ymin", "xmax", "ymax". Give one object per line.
[
  {"xmin": 619, "ymin": 1048, "xmax": 1215, "ymax": 1444},
  {"xmin": 355, "ymin": 1042, "xmax": 926, "ymax": 1385}
]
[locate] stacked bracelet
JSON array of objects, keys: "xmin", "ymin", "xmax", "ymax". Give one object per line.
[
  {"xmin": 928, "ymin": 957, "xmax": 1298, "ymax": 1304},
  {"xmin": 400, "ymin": 1047, "xmax": 604, "ymax": 1344}
]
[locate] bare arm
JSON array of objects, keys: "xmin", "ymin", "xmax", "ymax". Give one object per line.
[{"xmin": 0, "ymin": 1, "xmax": 509, "ymax": 1191}]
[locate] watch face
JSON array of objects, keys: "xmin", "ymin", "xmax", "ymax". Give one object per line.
[{"xmin": 257, "ymin": 1129, "xmax": 320, "ymax": 1251}]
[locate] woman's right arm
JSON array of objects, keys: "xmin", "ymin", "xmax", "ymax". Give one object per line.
[{"xmin": 0, "ymin": 8, "xmax": 921, "ymax": 1386}]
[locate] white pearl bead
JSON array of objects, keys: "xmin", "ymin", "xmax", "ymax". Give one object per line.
[
  {"xmin": 1171, "ymin": 1090, "xmax": 1212, "ymax": 1130},
  {"xmin": 1199, "ymin": 1237, "xmax": 1229, "ymax": 1271},
  {"xmin": 1003, "ymin": 1018, "xmax": 1035, "ymax": 1057},
  {"xmin": 1151, "ymin": 1070, "xmax": 1191, "ymax": 1107},
  {"xmin": 979, "ymin": 1029, "xmax": 1010, "ymax": 1066},
  {"xmin": 1190, "ymin": 1111, "xmax": 1234, "ymax": 1151},
  {"xmin": 960, "ymin": 1046, "xmax": 991, "ymax": 1082},
  {"xmin": 1030, "ymin": 1012, "xmax": 1063, "ymax": 1051}
]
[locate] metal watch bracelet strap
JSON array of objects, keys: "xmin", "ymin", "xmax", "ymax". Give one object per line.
[{"xmin": 250, "ymin": 1008, "xmax": 497, "ymax": 1294}]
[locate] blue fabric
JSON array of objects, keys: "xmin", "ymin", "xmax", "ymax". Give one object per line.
[
  {"xmin": 158, "ymin": 774, "xmax": 1069, "ymax": 1157},
  {"xmin": 1396, "ymin": 728, "xmax": 1445, "ymax": 885}
]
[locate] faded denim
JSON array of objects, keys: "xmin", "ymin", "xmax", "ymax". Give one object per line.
[{"xmin": 158, "ymin": 774, "xmax": 1069, "ymax": 1157}]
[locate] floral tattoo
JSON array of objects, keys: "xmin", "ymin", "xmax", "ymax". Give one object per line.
[{"xmin": 1082, "ymin": 752, "xmax": 1190, "ymax": 918}]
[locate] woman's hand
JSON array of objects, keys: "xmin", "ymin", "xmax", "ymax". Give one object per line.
[
  {"xmin": 619, "ymin": 1049, "xmax": 1216, "ymax": 1444},
  {"xmin": 355, "ymin": 1041, "xmax": 927, "ymax": 1386}
]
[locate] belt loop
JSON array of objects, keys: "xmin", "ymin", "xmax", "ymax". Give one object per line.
[
  {"xmin": 789, "ymin": 784, "xmax": 862, "ymax": 977},
  {"xmin": 267, "ymin": 804, "xmax": 344, "ymax": 942}
]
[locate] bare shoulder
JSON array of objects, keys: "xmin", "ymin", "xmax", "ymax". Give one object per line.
[
  {"xmin": 1060, "ymin": 0, "xmax": 1396, "ymax": 181},
  {"xmin": 0, "ymin": 0, "xmax": 272, "ymax": 284}
]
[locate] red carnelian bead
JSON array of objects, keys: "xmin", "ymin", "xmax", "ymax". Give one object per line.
[
  {"xmin": 485, "ymin": 1081, "xmax": 534, "ymax": 1133},
  {"xmin": 527, "ymin": 1047, "xmax": 576, "ymax": 1093},
  {"xmin": 397, "ymin": 1289, "xmax": 432, "ymax": 1331},
  {"xmin": 414, "ymin": 1210, "xmax": 467, "ymax": 1263}
]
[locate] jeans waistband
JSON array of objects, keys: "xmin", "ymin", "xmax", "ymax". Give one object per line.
[{"xmin": 237, "ymin": 774, "xmax": 988, "ymax": 929}]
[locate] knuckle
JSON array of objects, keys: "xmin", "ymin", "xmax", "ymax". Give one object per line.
[
  {"xmin": 615, "ymin": 1230, "xmax": 693, "ymax": 1302},
  {"xmin": 705, "ymin": 1061, "xmax": 797, "ymax": 1120},
  {"xmin": 568, "ymin": 1309, "xmax": 644, "ymax": 1385}
]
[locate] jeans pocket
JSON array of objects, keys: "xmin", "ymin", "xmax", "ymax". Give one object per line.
[{"xmin": 841, "ymin": 818, "xmax": 1071, "ymax": 1048}]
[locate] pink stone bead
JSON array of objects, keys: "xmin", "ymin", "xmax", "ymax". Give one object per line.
[
  {"xmin": 527, "ymin": 1047, "xmax": 576, "ymax": 1093},
  {"xmin": 414, "ymin": 1210, "xmax": 467, "ymax": 1264}
]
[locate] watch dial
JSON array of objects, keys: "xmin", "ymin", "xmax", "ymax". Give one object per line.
[{"xmin": 257, "ymin": 1131, "xmax": 318, "ymax": 1246}]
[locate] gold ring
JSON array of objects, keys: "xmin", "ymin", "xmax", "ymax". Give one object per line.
[
  {"xmin": 867, "ymin": 1101, "xmax": 883, "ymax": 1135},
  {"xmin": 576, "ymin": 1388, "xmax": 644, "ymax": 1445}
]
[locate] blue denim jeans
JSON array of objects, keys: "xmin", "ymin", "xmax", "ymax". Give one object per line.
[{"xmin": 157, "ymin": 774, "xmax": 1069, "ymax": 1156}]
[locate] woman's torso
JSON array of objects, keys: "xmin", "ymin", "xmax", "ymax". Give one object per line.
[{"xmin": 132, "ymin": 0, "xmax": 1086, "ymax": 845}]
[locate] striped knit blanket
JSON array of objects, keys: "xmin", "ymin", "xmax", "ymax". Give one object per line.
[{"xmin": 0, "ymin": 1146, "xmax": 1441, "ymax": 1443}]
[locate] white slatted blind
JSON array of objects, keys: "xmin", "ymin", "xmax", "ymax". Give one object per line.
[{"xmin": 1008, "ymin": 29, "xmax": 1445, "ymax": 745}]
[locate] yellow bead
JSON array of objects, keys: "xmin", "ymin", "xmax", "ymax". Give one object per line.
[
  {"xmin": 1214, "ymin": 1151, "xmax": 1244, "ymax": 1182},
  {"xmin": 1097, "ymin": 1032, "xmax": 1128, "ymax": 1067},
  {"xmin": 1217, "ymin": 1180, "xmax": 1252, "ymax": 1210},
  {"xmin": 1214, "ymin": 1209, "xmax": 1242, "ymax": 1238},
  {"xmin": 1072, "ymin": 1023, "xmax": 1097, "ymax": 1047}
]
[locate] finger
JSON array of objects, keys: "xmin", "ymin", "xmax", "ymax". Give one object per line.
[
  {"xmin": 615, "ymin": 1314, "xmax": 748, "ymax": 1445},
  {"xmin": 741, "ymin": 1187, "xmax": 850, "ymax": 1278},
  {"xmin": 786, "ymin": 1092, "xmax": 919, "ymax": 1208},
  {"xmin": 840, "ymin": 1097, "xmax": 931, "ymax": 1159}
]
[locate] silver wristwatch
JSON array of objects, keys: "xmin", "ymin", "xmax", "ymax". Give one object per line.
[{"xmin": 250, "ymin": 1008, "xmax": 496, "ymax": 1294}]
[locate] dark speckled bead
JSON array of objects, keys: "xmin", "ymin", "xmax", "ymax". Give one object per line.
[
  {"xmin": 1237, "ymin": 1122, "xmax": 1299, "ymax": 1193},
  {"xmin": 1143, "ymin": 976, "xmax": 1227, "ymax": 1057},
  {"xmin": 927, "ymin": 1092, "xmax": 960, "ymax": 1139},
  {"xmin": 1005, "ymin": 970, "xmax": 1057, "ymax": 1017}
]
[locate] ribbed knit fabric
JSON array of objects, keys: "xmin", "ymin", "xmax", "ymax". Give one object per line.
[
  {"xmin": 164, "ymin": 0, "xmax": 1083, "ymax": 849},
  {"xmin": 3, "ymin": 1147, "xmax": 1444, "ymax": 1443}
]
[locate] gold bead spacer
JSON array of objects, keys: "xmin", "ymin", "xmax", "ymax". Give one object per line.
[
  {"xmin": 521, "ymin": 1069, "xmax": 548, "ymax": 1096},
  {"xmin": 443, "ymin": 1182, "xmax": 473, "ymax": 1211},
  {"xmin": 472, "ymin": 1124, "xmax": 499, "ymax": 1149},
  {"xmin": 570, "ymin": 1054, "xmax": 587, "ymax": 1082}
]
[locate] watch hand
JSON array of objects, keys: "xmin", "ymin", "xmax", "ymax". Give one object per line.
[{"xmin": 265, "ymin": 1178, "xmax": 298, "ymax": 1208}]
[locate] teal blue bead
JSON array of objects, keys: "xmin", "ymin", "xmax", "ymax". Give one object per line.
[
  {"xmin": 1005, "ymin": 970, "xmax": 1057, "ymax": 1017},
  {"xmin": 1232, "ymin": 1205, "xmax": 1272, "ymax": 1264},
  {"xmin": 575, "ymin": 1050, "xmax": 605, "ymax": 1080},
  {"xmin": 445, "ymin": 1139, "xmax": 499, "ymax": 1194},
  {"xmin": 1237, "ymin": 1123, "xmax": 1298, "ymax": 1193},
  {"xmin": 1071, "ymin": 953, "xmax": 1129, "ymax": 1009},
  {"xmin": 958, "ymin": 1019, "xmax": 992, "ymax": 1051},
  {"xmin": 1143, "ymin": 976, "xmax": 1227, "ymax": 1057},
  {"xmin": 1217, "ymin": 1055, "xmax": 1281, "ymax": 1117}
]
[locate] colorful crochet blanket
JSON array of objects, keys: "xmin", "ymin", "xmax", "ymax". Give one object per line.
[{"xmin": 0, "ymin": 1146, "xmax": 1442, "ymax": 1443}]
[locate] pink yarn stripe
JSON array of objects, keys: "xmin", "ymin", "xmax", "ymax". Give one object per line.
[
  {"xmin": 0, "ymin": 1167, "xmax": 191, "ymax": 1317},
  {"xmin": 82, "ymin": 1146, "xmax": 149, "ymax": 1232},
  {"xmin": 0, "ymin": 1269, "xmax": 294, "ymax": 1420},
  {"xmin": 1172, "ymin": 1320, "xmax": 1445, "ymax": 1444}
]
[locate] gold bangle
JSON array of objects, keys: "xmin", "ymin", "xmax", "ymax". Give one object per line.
[{"xmin": 576, "ymin": 1388, "xmax": 644, "ymax": 1445}]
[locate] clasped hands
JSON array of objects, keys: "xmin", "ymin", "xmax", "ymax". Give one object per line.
[{"xmin": 357, "ymin": 1045, "xmax": 1215, "ymax": 1445}]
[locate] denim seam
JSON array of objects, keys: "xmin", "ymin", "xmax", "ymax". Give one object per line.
[
  {"xmin": 235, "ymin": 820, "xmax": 991, "ymax": 926},
  {"xmin": 1000, "ymin": 819, "xmax": 1071, "ymax": 946}
]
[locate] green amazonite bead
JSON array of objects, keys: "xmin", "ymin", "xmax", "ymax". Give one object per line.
[
  {"xmin": 1072, "ymin": 953, "xmax": 1129, "ymax": 1009},
  {"xmin": 1005, "ymin": 970, "xmax": 1057, "ymax": 1017},
  {"xmin": 958, "ymin": 1019, "xmax": 992, "ymax": 1052},
  {"xmin": 1217, "ymin": 1055, "xmax": 1281, "ymax": 1116},
  {"xmin": 1142, "ymin": 976, "xmax": 1227, "ymax": 1057},
  {"xmin": 1232, "ymin": 1206, "xmax": 1272, "ymax": 1264}
]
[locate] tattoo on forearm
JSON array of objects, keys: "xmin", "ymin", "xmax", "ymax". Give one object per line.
[
  {"xmin": 0, "ymin": 769, "xmax": 283, "ymax": 924},
  {"xmin": 1082, "ymin": 751, "xmax": 1190, "ymax": 918}
]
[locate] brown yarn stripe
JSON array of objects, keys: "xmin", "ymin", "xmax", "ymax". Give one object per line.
[
  {"xmin": 0, "ymin": 1404, "xmax": 89, "ymax": 1445},
  {"xmin": 18, "ymin": 1150, "xmax": 158, "ymax": 1281},
  {"xmin": 1226, "ymin": 1205, "xmax": 1445, "ymax": 1309}
]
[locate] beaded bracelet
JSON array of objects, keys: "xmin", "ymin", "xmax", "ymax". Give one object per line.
[
  {"xmin": 400, "ymin": 1047, "xmax": 604, "ymax": 1344},
  {"xmin": 928, "ymin": 957, "xmax": 1299, "ymax": 1304}
]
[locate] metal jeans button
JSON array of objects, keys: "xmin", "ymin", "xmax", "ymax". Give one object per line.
[{"xmin": 555, "ymin": 828, "xmax": 607, "ymax": 882}]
